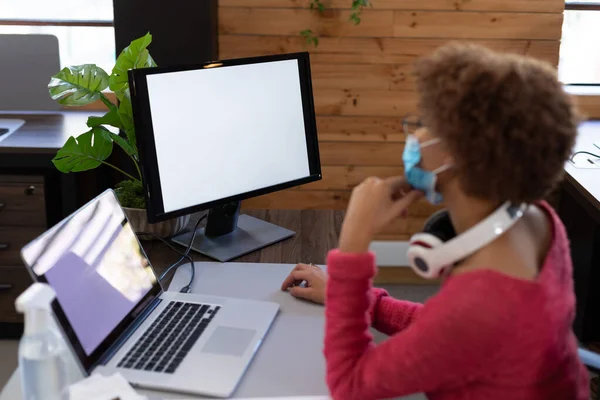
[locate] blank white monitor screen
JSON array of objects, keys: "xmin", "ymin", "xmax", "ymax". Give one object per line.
[{"xmin": 145, "ymin": 59, "xmax": 311, "ymax": 213}]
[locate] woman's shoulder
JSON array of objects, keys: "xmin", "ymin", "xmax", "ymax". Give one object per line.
[{"xmin": 450, "ymin": 201, "xmax": 567, "ymax": 282}]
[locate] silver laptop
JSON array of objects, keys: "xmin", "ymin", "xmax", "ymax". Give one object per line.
[{"xmin": 20, "ymin": 189, "xmax": 279, "ymax": 398}]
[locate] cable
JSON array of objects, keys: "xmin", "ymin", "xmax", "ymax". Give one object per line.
[
  {"xmin": 137, "ymin": 231, "xmax": 194, "ymax": 292},
  {"xmin": 570, "ymin": 151, "xmax": 600, "ymax": 162},
  {"xmin": 136, "ymin": 213, "xmax": 207, "ymax": 293}
]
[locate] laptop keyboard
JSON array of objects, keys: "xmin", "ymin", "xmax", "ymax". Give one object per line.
[{"xmin": 117, "ymin": 301, "xmax": 220, "ymax": 374}]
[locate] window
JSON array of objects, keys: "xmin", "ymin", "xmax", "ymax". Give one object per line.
[
  {"xmin": 559, "ymin": 1, "xmax": 600, "ymax": 85},
  {"xmin": 0, "ymin": 0, "xmax": 116, "ymax": 73}
]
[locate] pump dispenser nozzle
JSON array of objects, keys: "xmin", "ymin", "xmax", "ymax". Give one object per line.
[{"xmin": 15, "ymin": 283, "xmax": 56, "ymax": 336}]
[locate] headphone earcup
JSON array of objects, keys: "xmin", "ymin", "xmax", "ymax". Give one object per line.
[
  {"xmin": 407, "ymin": 233, "xmax": 444, "ymax": 278},
  {"xmin": 422, "ymin": 209, "xmax": 457, "ymax": 242}
]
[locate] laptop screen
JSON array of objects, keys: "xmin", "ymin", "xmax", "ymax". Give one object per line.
[{"xmin": 21, "ymin": 190, "xmax": 162, "ymax": 371}]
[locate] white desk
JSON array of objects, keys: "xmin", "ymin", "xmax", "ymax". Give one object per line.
[{"xmin": 0, "ymin": 262, "xmax": 434, "ymax": 400}]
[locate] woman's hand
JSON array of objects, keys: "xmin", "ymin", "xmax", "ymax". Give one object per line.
[
  {"xmin": 280, "ymin": 263, "xmax": 327, "ymax": 305},
  {"xmin": 339, "ymin": 176, "xmax": 423, "ymax": 253}
]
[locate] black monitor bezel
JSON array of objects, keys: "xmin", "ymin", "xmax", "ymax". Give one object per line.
[
  {"xmin": 19, "ymin": 189, "xmax": 163, "ymax": 373},
  {"xmin": 128, "ymin": 52, "xmax": 322, "ymax": 223}
]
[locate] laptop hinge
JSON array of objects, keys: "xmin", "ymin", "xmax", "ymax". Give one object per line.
[{"xmin": 92, "ymin": 296, "xmax": 163, "ymax": 370}]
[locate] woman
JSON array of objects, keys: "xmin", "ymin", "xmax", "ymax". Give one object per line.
[{"xmin": 281, "ymin": 43, "xmax": 588, "ymax": 399}]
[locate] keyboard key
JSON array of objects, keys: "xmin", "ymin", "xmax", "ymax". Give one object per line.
[
  {"xmin": 172, "ymin": 343, "xmax": 183, "ymax": 351},
  {"xmin": 180, "ymin": 329, "xmax": 203, "ymax": 353},
  {"xmin": 174, "ymin": 311, "xmax": 185, "ymax": 319},
  {"xmin": 144, "ymin": 362, "xmax": 156, "ymax": 370}
]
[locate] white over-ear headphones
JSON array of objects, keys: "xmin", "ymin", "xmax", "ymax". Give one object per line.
[{"xmin": 407, "ymin": 202, "xmax": 528, "ymax": 279}]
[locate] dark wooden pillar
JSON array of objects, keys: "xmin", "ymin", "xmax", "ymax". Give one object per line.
[{"xmin": 112, "ymin": 0, "xmax": 219, "ymax": 66}]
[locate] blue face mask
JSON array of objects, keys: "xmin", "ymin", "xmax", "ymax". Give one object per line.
[{"xmin": 402, "ymin": 135, "xmax": 451, "ymax": 205}]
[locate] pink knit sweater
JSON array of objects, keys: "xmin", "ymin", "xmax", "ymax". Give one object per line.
[{"xmin": 324, "ymin": 202, "xmax": 589, "ymax": 400}]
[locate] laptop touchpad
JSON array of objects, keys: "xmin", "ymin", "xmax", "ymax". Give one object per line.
[{"xmin": 201, "ymin": 327, "xmax": 256, "ymax": 357}]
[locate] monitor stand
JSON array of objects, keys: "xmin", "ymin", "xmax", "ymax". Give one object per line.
[{"xmin": 171, "ymin": 201, "xmax": 295, "ymax": 262}]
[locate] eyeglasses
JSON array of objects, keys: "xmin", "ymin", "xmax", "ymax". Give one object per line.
[{"xmin": 402, "ymin": 115, "xmax": 424, "ymax": 139}]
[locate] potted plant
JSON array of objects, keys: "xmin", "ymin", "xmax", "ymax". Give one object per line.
[{"xmin": 47, "ymin": 33, "xmax": 190, "ymax": 238}]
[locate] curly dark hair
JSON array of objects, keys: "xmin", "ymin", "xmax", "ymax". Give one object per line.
[{"xmin": 414, "ymin": 43, "xmax": 580, "ymax": 204}]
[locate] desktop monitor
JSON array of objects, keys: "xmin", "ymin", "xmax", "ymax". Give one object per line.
[{"xmin": 129, "ymin": 52, "xmax": 321, "ymax": 261}]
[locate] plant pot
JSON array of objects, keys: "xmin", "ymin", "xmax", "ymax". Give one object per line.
[{"xmin": 123, "ymin": 207, "xmax": 190, "ymax": 240}]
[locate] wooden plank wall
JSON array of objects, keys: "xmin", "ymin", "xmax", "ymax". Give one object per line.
[
  {"xmin": 576, "ymin": 95, "xmax": 600, "ymax": 119},
  {"xmin": 221, "ymin": 0, "xmax": 565, "ymax": 240}
]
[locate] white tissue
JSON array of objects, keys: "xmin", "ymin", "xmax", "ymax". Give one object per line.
[{"xmin": 68, "ymin": 373, "xmax": 147, "ymax": 400}]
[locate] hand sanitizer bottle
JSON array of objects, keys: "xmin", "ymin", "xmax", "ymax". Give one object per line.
[{"xmin": 16, "ymin": 283, "xmax": 68, "ymax": 400}]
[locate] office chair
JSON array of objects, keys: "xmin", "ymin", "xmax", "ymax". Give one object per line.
[{"xmin": 0, "ymin": 34, "xmax": 60, "ymax": 111}]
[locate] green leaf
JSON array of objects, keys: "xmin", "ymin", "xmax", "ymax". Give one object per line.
[
  {"xmin": 352, "ymin": 0, "xmax": 369, "ymax": 9},
  {"xmin": 309, "ymin": 0, "xmax": 325, "ymax": 13},
  {"xmin": 300, "ymin": 29, "xmax": 320, "ymax": 47},
  {"xmin": 109, "ymin": 33, "xmax": 157, "ymax": 101},
  {"xmin": 86, "ymin": 104, "xmax": 123, "ymax": 131},
  {"xmin": 118, "ymin": 92, "xmax": 136, "ymax": 149},
  {"xmin": 107, "ymin": 130, "xmax": 138, "ymax": 160},
  {"xmin": 48, "ymin": 64, "xmax": 110, "ymax": 106},
  {"xmin": 52, "ymin": 127, "xmax": 113, "ymax": 173}
]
